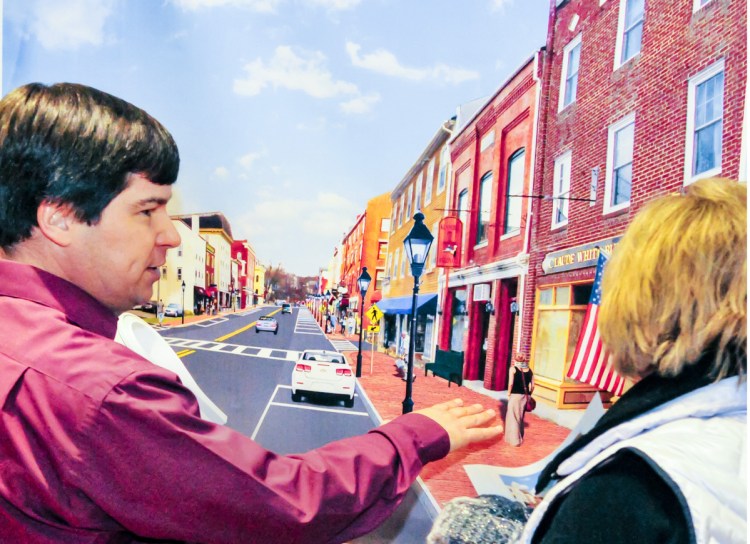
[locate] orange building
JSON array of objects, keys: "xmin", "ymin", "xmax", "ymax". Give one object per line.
[
  {"xmin": 380, "ymin": 117, "xmax": 455, "ymax": 357},
  {"xmin": 338, "ymin": 192, "xmax": 391, "ymax": 315}
]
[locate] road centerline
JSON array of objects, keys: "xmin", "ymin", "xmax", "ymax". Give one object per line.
[{"xmin": 214, "ymin": 307, "xmax": 282, "ymax": 342}]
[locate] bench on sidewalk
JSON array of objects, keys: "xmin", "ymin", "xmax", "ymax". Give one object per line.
[{"xmin": 424, "ymin": 349, "xmax": 464, "ymax": 387}]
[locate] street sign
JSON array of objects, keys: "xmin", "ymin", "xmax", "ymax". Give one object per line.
[
  {"xmin": 367, "ymin": 324, "xmax": 380, "ymax": 333},
  {"xmin": 366, "ymin": 304, "xmax": 384, "ymax": 324}
]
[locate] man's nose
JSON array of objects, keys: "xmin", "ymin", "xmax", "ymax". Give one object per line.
[{"xmin": 157, "ymin": 213, "xmax": 181, "ymax": 248}]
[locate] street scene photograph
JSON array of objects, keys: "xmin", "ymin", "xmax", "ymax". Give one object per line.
[{"xmin": 0, "ymin": 0, "xmax": 746, "ymax": 543}]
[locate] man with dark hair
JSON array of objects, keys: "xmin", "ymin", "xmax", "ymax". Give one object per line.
[{"xmin": 0, "ymin": 82, "xmax": 502, "ymax": 543}]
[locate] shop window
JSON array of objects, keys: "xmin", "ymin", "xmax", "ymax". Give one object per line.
[
  {"xmin": 504, "ymin": 148, "xmax": 525, "ymax": 235},
  {"xmin": 437, "ymin": 145, "xmax": 450, "ymax": 194},
  {"xmin": 406, "ymin": 185, "xmax": 413, "ymax": 219},
  {"xmin": 378, "ymin": 242, "xmax": 387, "ymax": 260},
  {"xmin": 532, "ymin": 283, "xmax": 590, "ymax": 384},
  {"xmin": 552, "ymin": 151, "xmax": 572, "ymax": 229},
  {"xmin": 476, "ymin": 172, "xmax": 492, "ymax": 244},
  {"xmin": 457, "ymin": 189, "xmax": 469, "ymax": 261},
  {"xmin": 572, "ymin": 283, "xmax": 593, "ymax": 305},
  {"xmin": 615, "ymin": 0, "xmax": 644, "ymax": 68},
  {"xmin": 539, "ymin": 287, "xmax": 553, "ymax": 305},
  {"xmin": 414, "ymin": 172, "xmax": 423, "ymax": 212},
  {"xmin": 424, "ymin": 158, "xmax": 435, "ymax": 205},
  {"xmin": 559, "ymin": 34, "xmax": 581, "ymax": 111},
  {"xmin": 685, "ymin": 60, "xmax": 724, "ymax": 183},
  {"xmin": 605, "ymin": 113, "xmax": 635, "ymax": 213},
  {"xmin": 480, "ymin": 131, "xmax": 495, "ymax": 153}
]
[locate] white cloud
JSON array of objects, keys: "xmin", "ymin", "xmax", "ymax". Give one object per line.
[
  {"xmin": 304, "ymin": 0, "xmax": 361, "ymax": 10},
  {"xmin": 212, "ymin": 166, "xmax": 231, "ymax": 179},
  {"xmin": 490, "ymin": 0, "xmax": 514, "ymax": 12},
  {"xmin": 340, "ymin": 92, "xmax": 380, "ymax": 114},
  {"xmin": 171, "ymin": 0, "xmax": 282, "ymax": 13},
  {"xmin": 30, "ymin": 0, "xmax": 115, "ymax": 50},
  {"xmin": 233, "ymin": 46, "xmax": 359, "ymax": 98},
  {"xmin": 238, "ymin": 150, "xmax": 265, "ymax": 170},
  {"xmin": 345, "ymin": 42, "xmax": 479, "ymax": 85}
]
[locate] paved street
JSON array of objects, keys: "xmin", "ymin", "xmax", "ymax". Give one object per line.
[{"xmin": 159, "ymin": 305, "xmax": 438, "ymax": 542}]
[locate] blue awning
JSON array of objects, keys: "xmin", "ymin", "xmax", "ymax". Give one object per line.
[{"xmin": 376, "ymin": 294, "xmax": 437, "ymax": 315}]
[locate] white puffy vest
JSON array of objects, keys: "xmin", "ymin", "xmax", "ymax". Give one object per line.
[{"xmin": 520, "ymin": 377, "xmax": 747, "ymax": 544}]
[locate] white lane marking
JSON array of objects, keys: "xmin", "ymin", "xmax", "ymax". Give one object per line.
[
  {"xmin": 270, "ymin": 402, "xmax": 368, "ymax": 417},
  {"xmin": 251, "ymin": 385, "xmax": 367, "ymax": 440},
  {"xmin": 329, "ymin": 339, "xmax": 358, "ymax": 352},
  {"xmin": 258, "ymin": 348, "xmax": 272, "ymax": 358},
  {"xmin": 251, "ymin": 384, "xmax": 280, "ymax": 440},
  {"xmin": 195, "ymin": 317, "xmax": 228, "ymax": 328}
]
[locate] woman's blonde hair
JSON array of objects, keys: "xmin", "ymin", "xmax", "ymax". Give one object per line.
[{"xmin": 599, "ymin": 177, "xmax": 746, "ymax": 380}]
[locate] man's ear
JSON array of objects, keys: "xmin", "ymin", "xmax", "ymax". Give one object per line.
[{"xmin": 37, "ymin": 201, "xmax": 76, "ymax": 246}]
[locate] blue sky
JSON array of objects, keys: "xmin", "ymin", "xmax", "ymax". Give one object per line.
[{"xmin": 2, "ymin": 0, "xmax": 550, "ymax": 276}]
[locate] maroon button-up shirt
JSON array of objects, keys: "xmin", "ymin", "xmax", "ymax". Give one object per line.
[{"xmin": 0, "ymin": 260, "xmax": 449, "ymax": 543}]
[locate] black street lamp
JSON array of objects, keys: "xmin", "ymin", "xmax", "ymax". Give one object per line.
[
  {"xmin": 355, "ymin": 267, "xmax": 372, "ymax": 377},
  {"xmin": 402, "ymin": 212, "xmax": 434, "ymax": 414},
  {"xmin": 181, "ymin": 280, "xmax": 186, "ymax": 324}
]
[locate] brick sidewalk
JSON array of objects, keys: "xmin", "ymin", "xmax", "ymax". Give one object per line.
[{"xmin": 329, "ymin": 332, "xmax": 569, "ymax": 507}]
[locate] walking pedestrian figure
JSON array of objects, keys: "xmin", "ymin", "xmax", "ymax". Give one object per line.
[{"xmin": 156, "ymin": 299, "xmax": 165, "ymax": 324}]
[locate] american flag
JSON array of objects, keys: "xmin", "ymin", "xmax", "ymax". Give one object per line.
[{"xmin": 567, "ymin": 249, "xmax": 625, "ymax": 396}]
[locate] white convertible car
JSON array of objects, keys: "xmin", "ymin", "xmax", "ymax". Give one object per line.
[{"xmin": 291, "ymin": 350, "xmax": 355, "ymax": 408}]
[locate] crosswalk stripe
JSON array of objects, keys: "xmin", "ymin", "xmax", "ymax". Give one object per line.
[{"xmin": 163, "ymin": 337, "xmax": 300, "ymax": 362}]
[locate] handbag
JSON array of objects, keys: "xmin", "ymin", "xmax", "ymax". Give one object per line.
[{"xmin": 521, "ymin": 370, "xmax": 535, "ymax": 412}]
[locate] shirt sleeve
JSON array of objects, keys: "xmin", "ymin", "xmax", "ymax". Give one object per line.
[
  {"xmin": 74, "ymin": 368, "xmax": 450, "ymax": 544},
  {"xmin": 533, "ymin": 450, "xmax": 690, "ymax": 544}
]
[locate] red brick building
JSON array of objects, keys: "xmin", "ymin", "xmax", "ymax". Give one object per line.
[
  {"xmin": 524, "ymin": 0, "xmax": 746, "ymax": 408},
  {"xmin": 231, "ymin": 239, "xmax": 257, "ymax": 309},
  {"xmin": 439, "ymin": 53, "xmax": 544, "ymax": 391}
]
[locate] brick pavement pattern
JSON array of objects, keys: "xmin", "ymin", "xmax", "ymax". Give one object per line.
[{"xmin": 332, "ymin": 333, "xmax": 569, "ymax": 507}]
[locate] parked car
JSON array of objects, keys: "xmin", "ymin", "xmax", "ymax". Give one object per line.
[
  {"xmin": 291, "ymin": 350, "xmax": 355, "ymax": 408},
  {"xmin": 164, "ymin": 303, "xmax": 183, "ymax": 317},
  {"xmin": 281, "ymin": 303, "xmax": 292, "ymax": 314},
  {"xmin": 256, "ymin": 315, "xmax": 279, "ymax": 334},
  {"xmin": 132, "ymin": 301, "xmax": 157, "ymax": 313}
]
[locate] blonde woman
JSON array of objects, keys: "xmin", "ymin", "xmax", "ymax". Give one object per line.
[
  {"xmin": 520, "ymin": 177, "xmax": 746, "ymax": 543},
  {"xmin": 504, "ymin": 353, "xmax": 534, "ymax": 446}
]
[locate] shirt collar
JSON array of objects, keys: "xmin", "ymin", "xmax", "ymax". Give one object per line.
[{"xmin": 0, "ymin": 259, "xmax": 118, "ymax": 339}]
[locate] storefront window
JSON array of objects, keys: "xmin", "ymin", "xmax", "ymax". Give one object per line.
[
  {"xmin": 539, "ymin": 287, "xmax": 553, "ymax": 305},
  {"xmin": 532, "ymin": 283, "xmax": 589, "ymax": 383},
  {"xmin": 554, "ymin": 286, "xmax": 570, "ymax": 305}
]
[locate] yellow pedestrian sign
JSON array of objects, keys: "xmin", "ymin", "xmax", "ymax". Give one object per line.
[
  {"xmin": 367, "ymin": 324, "xmax": 380, "ymax": 333},
  {"xmin": 366, "ymin": 304, "xmax": 383, "ymax": 324}
]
